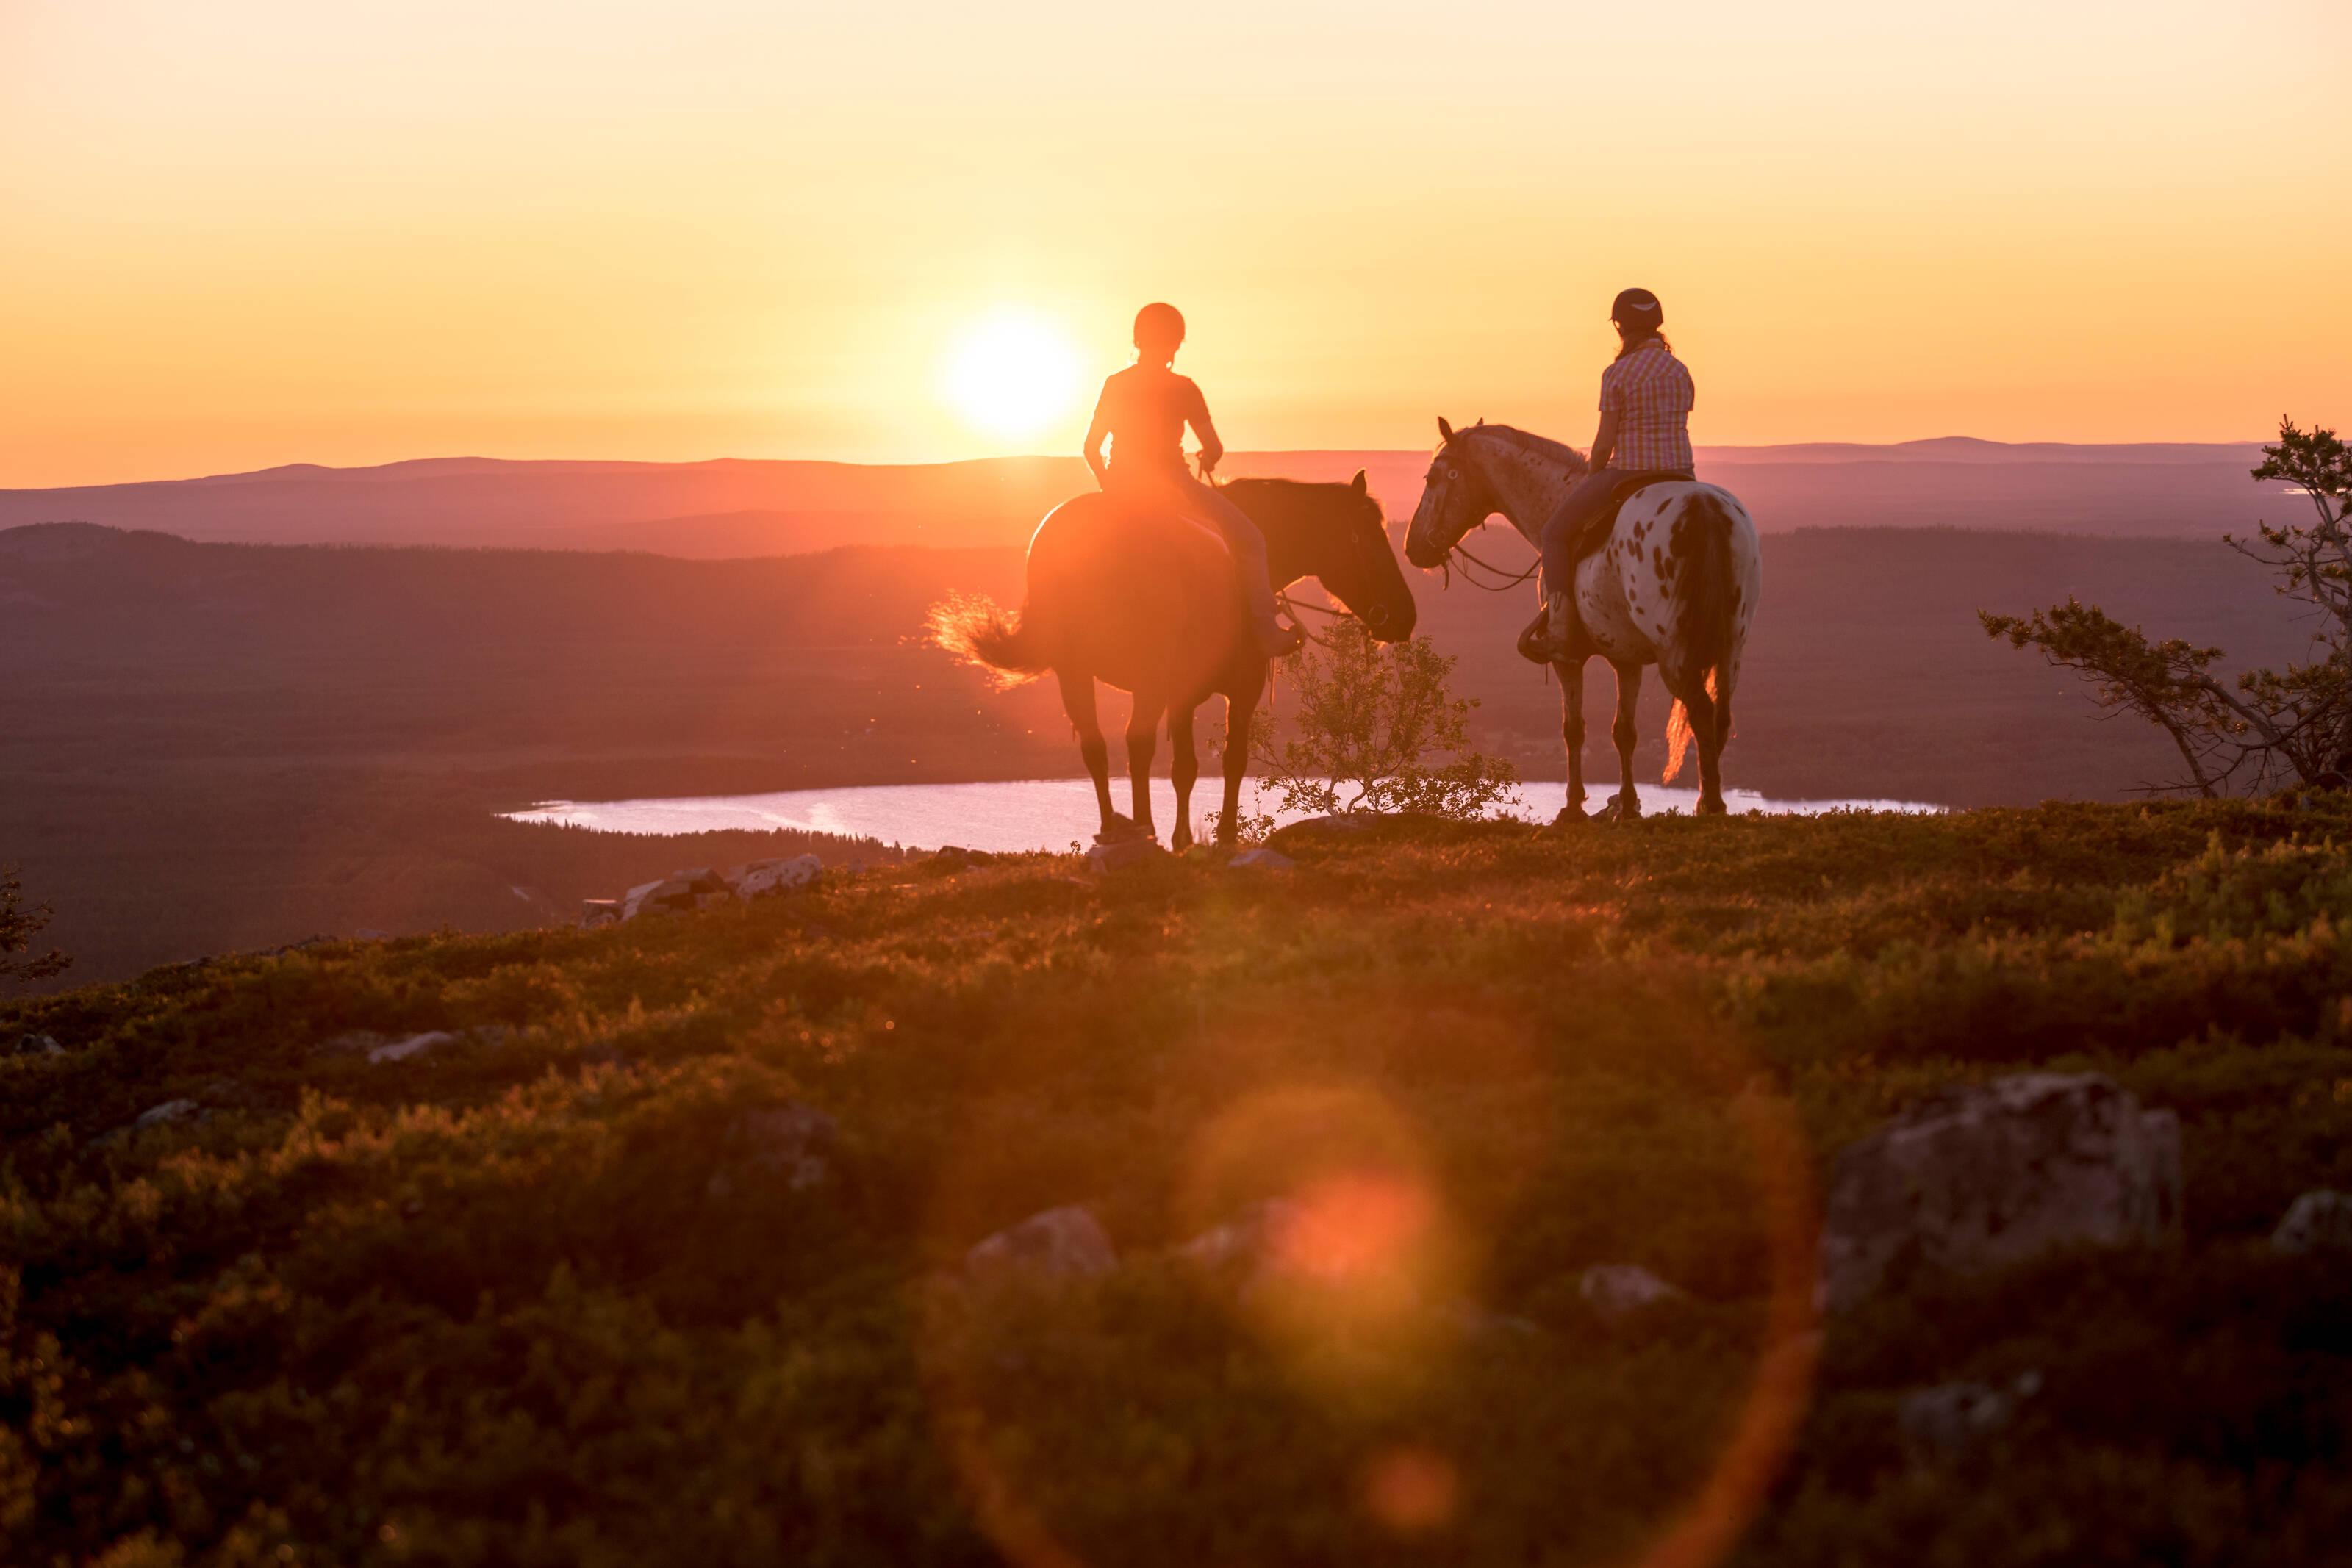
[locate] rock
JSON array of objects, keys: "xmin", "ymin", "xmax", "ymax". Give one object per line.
[
  {"xmin": 1227, "ymin": 847, "xmax": 1297, "ymax": 872},
  {"xmin": 579, "ymin": 899, "xmax": 623, "ymax": 929},
  {"xmin": 134, "ymin": 1098, "xmax": 204, "ymax": 1129},
  {"xmin": 730, "ymin": 855, "xmax": 822, "ymax": 899},
  {"xmin": 1083, "ymin": 837, "xmax": 1167, "ymax": 875},
  {"xmin": 1579, "ymin": 1264, "xmax": 1687, "ymax": 1321},
  {"xmin": 729, "ymin": 1101, "xmax": 840, "ymax": 1193},
  {"xmin": 694, "ymin": 890, "xmax": 735, "ymax": 912},
  {"xmin": 1821, "ymin": 1073, "xmax": 2182, "ymax": 1312},
  {"xmin": 1899, "ymin": 1370, "xmax": 2043, "ymax": 1462},
  {"xmin": 368, "ymin": 1029, "xmax": 460, "ymax": 1065},
  {"xmin": 12, "ymin": 1033, "xmax": 65, "ymax": 1057},
  {"xmin": 965, "ymin": 1205, "xmax": 1117, "ymax": 1284},
  {"xmin": 2271, "ymin": 1190, "xmax": 2352, "ymax": 1254},
  {"xmin": 1178, "ymin": 1199, "xmax": 1305, "ymax": 1276},
  {"xmin": 925, "ymin": 846, "xmax": 997, "ymax": 874},
  {"xmin": 622, "ymin": 868, "xmax": 728, "ymax": 921}
]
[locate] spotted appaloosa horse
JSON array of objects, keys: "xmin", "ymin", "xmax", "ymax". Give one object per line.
[
  {"xmin": 934, "ymin": 472, "xmax": 1416, "ymax": 848},
  {"xmin": 1405, "ymin": 419, "xmax": 1761, "ymax": 821}
]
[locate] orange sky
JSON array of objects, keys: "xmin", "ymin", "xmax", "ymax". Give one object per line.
[{"xmin": 3, "ymin": 0, "xmax": 2348, "ymax": 486}]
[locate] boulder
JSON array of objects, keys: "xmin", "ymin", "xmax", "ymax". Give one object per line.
[
  {"xmin": 368, "ymin": 1029, "xmax": 460, "ymax": 1065},
  {"xmin": 2271, "ymin": 1190, "xmax": 2352, "ymax": 1254},
  {"xmin": 622, "ymin": 868, "xmax": 728, "ymax": 921},
  {"xmin": 579, "ymin": 899, "xmax": 622, "ymax": 929},
  {"xmin": 1899, "ymin": 1370, "xmax": 2042, "ymax": 1462},
  {"xmin": 1084, "ymin": 837, "xmax": 1167, "ymax": 875},
  {"xmin": 965, "ymin": 1205, "xmax": 1117, "ymax": 1284},
  {"xmin": 134, "ymin": 1098, "xmax": 204, "ymax": 1129},
  {"xmin": 12, "ymin": 1033, "xmax": 64, "ymax": 1057},
  {"xmin": 728, "ymin": 1101, "xmax": 841, "ymax": 1193},
  {"xmin": 1178, "ymin": 1199, "xmax": 1304, "ymax": 1276},
  {"xmin": 1227, "ymin": 848, "xmax": 1297, "ymax": 872},
  {"xmin": 925, "ymin": 846, "xmax": 997, "ymax": 874},
  {"xmin": 1821, "ymin": 1073, "xmax": 2182, "ymax": 1312},
  {"xmin": 730, "ymin": 855, "xmax": 822, "ymax": 899},
  {"xmin": 1579, "ymin": 1264, "xmax": 1686, "ymax": 1321}
]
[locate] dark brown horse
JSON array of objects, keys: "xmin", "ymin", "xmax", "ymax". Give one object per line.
[{"xmin": 934, "ymin": 473, "xmax": 1416, "ymax": 847}]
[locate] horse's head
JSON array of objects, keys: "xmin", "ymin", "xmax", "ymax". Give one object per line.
[
  {"xmin": 1236, "ymin": 472, "xmax": 1417, "ymax": 642},
  {"xmin": 1405, "ymin": 417, "xmax": 1497, "ymax": 569}
]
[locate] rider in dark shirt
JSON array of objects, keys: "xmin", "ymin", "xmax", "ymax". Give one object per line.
[{"xmin": 1084, "ymin": 303, "xmax": 1300, "ymax": 657}]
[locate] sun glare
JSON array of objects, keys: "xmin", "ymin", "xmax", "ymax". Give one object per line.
[{"xmin": 939, "ymin": 311, "xmax": 1081, "ymax": 445}]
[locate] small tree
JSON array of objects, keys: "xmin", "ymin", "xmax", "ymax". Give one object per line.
[
  {"xmin": 1, "ymin": 866, "xmax": 71, "ymax": 985},
  {"xmin": 1982, "ymin": 419, "xmax": 2352, "ymax": 796},
  {"xmin": 1231, "ymin": 621, "xmax": 1517, "ymax": 835}
]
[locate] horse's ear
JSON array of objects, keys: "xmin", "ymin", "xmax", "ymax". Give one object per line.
[
  {"xmin": 1349, "ymin": 469, "xmax": 1367, "ymax": 495},
  {"xmin": 1437, "ymin": 417, "xmax": 1455, "ymax": 442}
]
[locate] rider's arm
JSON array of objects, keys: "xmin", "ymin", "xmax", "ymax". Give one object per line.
[
  {"xmin": 1588, "ymin": 409, "xmax": 1621, "ymax": 472},
  {"xmin": 1083, "ymin": 384, "xmax": 1114, "ymax": 489},
  {"xmin": 1186, "ymin": 383, "xmax": 1224, "ymax": 475}
]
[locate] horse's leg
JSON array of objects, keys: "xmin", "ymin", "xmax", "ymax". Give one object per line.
[
  {"xmin": 1609, "ymin": 660, "xmax": 1644, "ymax": 820},
  {"xmin": 1126, "ymin": 693, "xmax": 1164, "ymax": 841},
  {"xmin": 1680, "ymin": 674, "xmax": 1727, "ymax": 816},
  {"xmin": 1059, "ymin": 668, "xmax": 1118, "ymax": 839},
  {"xmin": 1169, "ymin": 703, "xmax": 1200, "ymax": 851},
  {"xmin": 1555, "ymin": 655, "xmax": 1590, "ymax": 824},
  {"xmin": 1218, "ymin": 690, "xmax": 1257, "ymax": 846}
]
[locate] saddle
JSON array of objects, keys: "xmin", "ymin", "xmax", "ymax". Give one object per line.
[
  {"xmin": 1518, "ymin": 471, "xmax": 1692, "ymax": 665},
  {"xmin": 1565, "ymin": 472, "xmax": 1682, "ymax": 569}
]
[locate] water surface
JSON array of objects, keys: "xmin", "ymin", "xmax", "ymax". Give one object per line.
[{"xmin": 506, "ymin": 780, "xmax": 1942, "ymax": 853}]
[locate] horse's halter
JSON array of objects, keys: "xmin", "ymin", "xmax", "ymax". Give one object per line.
[{"xmin": 1293, "ymin": 495, "xmax": 1405, "ymax": 639}]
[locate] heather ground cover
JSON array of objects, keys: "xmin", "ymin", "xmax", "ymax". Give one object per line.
[{"xmin": 6, "ymin": 799, "xmax": 2352, "ymax": 1566}]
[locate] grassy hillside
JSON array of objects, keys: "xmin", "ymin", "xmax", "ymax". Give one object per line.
[{"xmin": 6, "ymin": 802, "xmax": 2352, "ymax": 1566}]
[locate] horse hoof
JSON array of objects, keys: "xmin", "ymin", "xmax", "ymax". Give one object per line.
[
  {"xmin": 1697, "ymin": 797, "xmax": 1728, "ymax": 817},
  {"xmin": 1095, "ymin": 816, "xmax": 1151, "ymax": 845},
  {"xmin": 1550, "ymin": 805, "xmax": 1588, "ymax": 828}
]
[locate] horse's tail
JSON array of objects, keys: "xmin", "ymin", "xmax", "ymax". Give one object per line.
[
  {"xmin": 928, "ymin": 591, "xmax": 1051, "ymax": 688},
  {"xmin": 1663, "ymin": 492, "xmax": 1739, "ymax": 785}
]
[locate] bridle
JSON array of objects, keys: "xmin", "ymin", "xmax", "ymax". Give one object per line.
[
  {"xmin": 1280, "ymin": 499, "xmax": 1406, "ymax": 647},
  {"xmin": 1419, "ymin": 439, "xmax": 1541, "ymax": 593}
]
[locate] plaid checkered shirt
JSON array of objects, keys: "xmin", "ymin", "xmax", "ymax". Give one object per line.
[{"xmin": 1599, "ymin": 339, "xmax": 1695, "ymax": 472}]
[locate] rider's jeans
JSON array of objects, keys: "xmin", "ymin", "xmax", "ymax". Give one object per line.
[{"xmin": 1539, "ymin": 469, "xmax": 1696, "ymax": 597}]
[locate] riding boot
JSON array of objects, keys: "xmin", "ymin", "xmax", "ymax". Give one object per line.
[{"xmin": 1517, "ymin": 608, "xmax": 1555, "ymax": 665}]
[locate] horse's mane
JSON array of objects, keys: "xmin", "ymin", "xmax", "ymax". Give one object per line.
[
  {"xmin": 1219, "ymin": 476, "xmax": 1380, "ymax": 528},
  {"xmin": 1444, "ymin": 422, "xmax": 1588, "ymax": 472}
]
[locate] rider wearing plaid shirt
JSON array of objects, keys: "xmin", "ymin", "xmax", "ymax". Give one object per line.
[{"xmin": 1523, "ymin": 287, "xmax": 1698, "ymax": 661}]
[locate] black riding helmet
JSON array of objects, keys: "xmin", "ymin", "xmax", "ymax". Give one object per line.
[{"xmin": 1611, "ymin": 287, "xmax": 1663, "ymax": 331}]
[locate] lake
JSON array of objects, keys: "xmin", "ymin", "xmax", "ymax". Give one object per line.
[{"xmin": 504, "ymin": 780, "xmax": 1943, "ymax": 853}]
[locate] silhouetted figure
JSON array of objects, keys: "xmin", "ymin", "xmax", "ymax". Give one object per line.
[
  {"xmin": 1522, "ymin": 288, "xmax": 1698, "ymax": 661},
  {"xmin": 1084, "ymin": 304, "xmax": 1301, "ymax": 657}
]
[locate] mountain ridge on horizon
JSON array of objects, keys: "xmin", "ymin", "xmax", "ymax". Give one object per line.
[
  {"xmin": 18, "ymin": 433, "xmax": 2274, "ymax": 494},
  {"xmin": 0, "ymin": 437, "xmax": 2292, "ymax": 559}
]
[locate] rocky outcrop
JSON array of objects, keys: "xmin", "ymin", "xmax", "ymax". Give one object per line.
[
  {"xmin": 1177, "ymin": 1199, "xmax": 1304, "ymax": 1279},
  {"xmin": 732, "ymin": 855, "xmax": 822, "ymax": 899},
  {"xmin": 1900, "ymin": 1370, "xmax": 2043, "ymax": 1462},
  {"xmin": 587, "ymin": 856, "xmax": 823, "ymax": 928},
  {"xmin": 729, "ymin": 1100, "xmax": 851, "ymax": 1194},
  {"xmin": 1821, "ymin": 1073, "xmax": 2182, "ymax": 1312},
  {"xmin": 1084, "ymin": 837, "xmax": 1166, "ymax": 875},
  {"xmin": 1579, "ymin": 1264, "xmax": 1686, "ymax": 1321},
  {"xmin": 965, "ymin": 1205, "xmax": 1117, "ymax": 1284},
  {"xmin": 10, "ymin": 1033, "xmax": 64, "ymax": 1057},
  {"xmin": 368, "ymin": 1029, "xmax": 461, "ymax": 1065},
  {"xmin": 2271, "ymin": 1190, "xmax": 2352, "ymax": 1254}
]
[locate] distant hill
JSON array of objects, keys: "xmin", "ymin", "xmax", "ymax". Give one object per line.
[
  {"xmin": 0, "ymin": 440, "xmax": 2291, "ymax": 557},
  {"xmin": 0, "ymin": 519, "xmax": 2310, "ymax": 981}
]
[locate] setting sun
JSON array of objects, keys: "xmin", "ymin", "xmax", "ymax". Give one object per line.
[{"xmin": 939, "ymin": 311, "xmax": 1082, "ymax": 445}]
